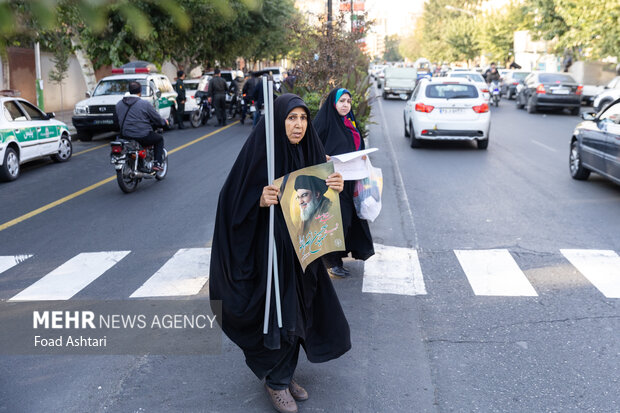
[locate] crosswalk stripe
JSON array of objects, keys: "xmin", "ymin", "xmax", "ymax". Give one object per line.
[
  {"xmin": 0, "ymin": 255, "xmax": 33, "ymax": 275},
  {"xmin": 9, "ymin": 251, "xmax": 130, "ymax": 301},
  {"xmin": 560, "ymin": 249, "xmax": 620, "ymax": 298},
  {"xmin": 362, "ymin": 244, "xmax": 427, "ymax": 296},
  {"xmin": 454, "ymin": 249, "xmax": 538, "ymax": 296},
  {"xmin": 130, "ymin": 248, "xmax": 211, "ymax": 298}
]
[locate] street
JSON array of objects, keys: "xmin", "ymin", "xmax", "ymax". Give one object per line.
[{"xmin": 1, "ymin": 90, "xmax": 619, "ymax": 412}]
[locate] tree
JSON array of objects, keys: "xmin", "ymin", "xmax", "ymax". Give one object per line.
[
  {"xmin": 399, "ymin": 24, "xmax": 425, "ymax": 62},
  {"xmin": 479, "ymin": 2, "xmax": 529, "ymax": 65},
  {"xmin": 383, "ymin": 35, "xmax": 402, "ymax": 62},
  {"xmin": 445, "ymin": 15, "xmax": 480, "ymax": 64}
]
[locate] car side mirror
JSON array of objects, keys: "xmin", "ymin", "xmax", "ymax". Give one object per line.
[
  {"xmin": 156, "ymin": 90, "xmax": 162, "ymax": 99},
  {"xmin": 581, "ymin": 112, "xmax": 596, "ymax": 121},
  {"xmin": 85, "ymin": 91, "xmax": 91, "ymax": 98},
  {"xmin": 45, "ymin": 112, "xmax": 55, "ymax": 119}
]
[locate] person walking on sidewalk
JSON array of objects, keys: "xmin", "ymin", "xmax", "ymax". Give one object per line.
[
  {"xmin": 313, "ymin": 88, "xmax": 375, "ymax": 278},
  {"xmin": 174, "ymin": 70, "xmax": 186, "ymax": 129},
  {"xmin": 207, "ymin": 68, "xmax": 228, "ymax": 126},
  {"xmin": 209, "ymin": 94, "xmax": 351, "ymax": 413}
]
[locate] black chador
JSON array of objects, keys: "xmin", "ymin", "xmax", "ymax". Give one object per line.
[
  {"xmin": 209, "ymin": 94, "xmax": 351, "ymax": 382},
  {"xmin": 313, "ymin": 88, "xmax": 375, "ymax": 268}
]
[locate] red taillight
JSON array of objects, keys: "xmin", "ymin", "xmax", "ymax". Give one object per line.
[
  {"xmin": 138, "ymin": 150, "xmax": 146, "ymax": 159},
  {"xmin": 576, "ymin": 85, "xmax": 583, "ymax": 95},
  {"xmin": 111, "ymin": 145, "xmax": 122, "ymax": 154},
  {"xmin": 415, "ymin": 103, "xmax": 434, "ymax": 113},
  {"xmin": 481, "ymin": 88, "xmax": 489, "ymax": 93},
  {"xmin": 512, "ymin": 82, "xmax": 519, "ymax": 85},
  {"xmin": 472, "ymin": 103, "xmax": 489, "ymax": 113},
  {"xmin": 191, "ymin": 95, "xmax": 194, "ymax": 99},
  {"xmin": 536, "ymin": 84, "xmax": 546, "ymax": 94}
]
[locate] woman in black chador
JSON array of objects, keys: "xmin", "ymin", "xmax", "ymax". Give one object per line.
[
  {"xmin": 313, "ymin": 88, "xmax": 375, "ymax": 278},
  {"xmin": 209, "ymin": 94, "xmax": 351, "ymax": 413}
]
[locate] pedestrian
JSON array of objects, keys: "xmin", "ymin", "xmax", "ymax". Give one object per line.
[
  {"xmin": 241, "ymin": 72, "xmax": 257, "ymax": 124},
  {"xmin": 207, "ymin": 68, "xmax": 228, "ymax": 126},
  {"xmin": 174, "ymin": 70, "xmax": 186, "ymax": 129},
  {"xmin": 313, "ymin": 88, "xmax": 375, "ymax": 278},
  {"xmin": 209, "ymin": 94, "xmax": 350, "ymax": 413}
]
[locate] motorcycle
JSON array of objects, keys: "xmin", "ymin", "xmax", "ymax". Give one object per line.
[
  {"xmin": 228, "ymin": 90, "xmax": 244, "ymax": 120},
  {"xmin": 491, "ymin": 80, "xmax": 501, "ymax": 107},
  {"xmin": 190, "ymin": 91, "xmax": 213, "ymax": 128},
  {"xmin": 110, "ymin": 133, "xmax": 168, "ymax": 193}
]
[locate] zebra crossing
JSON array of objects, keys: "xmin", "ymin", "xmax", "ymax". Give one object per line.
[{"xmin": 1, "ymin": 244, "xmax": 619, "ymax": 301}]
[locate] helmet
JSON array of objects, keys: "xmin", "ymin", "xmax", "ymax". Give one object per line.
[{"xmin": 236, "ymin": 70, "xmax": 244, "ymax": 80}]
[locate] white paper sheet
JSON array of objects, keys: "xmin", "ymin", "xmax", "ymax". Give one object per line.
[{"xmin": 331, "ymin": 148, "xmax": 378, "ymax": 180}]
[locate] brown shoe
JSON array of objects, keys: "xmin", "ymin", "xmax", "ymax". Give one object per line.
[
  {"xmin": 265, "ymin": 384, "xmax": 298, "ymax": 413},
  {"xmin": 289, "ymin": 379, "xmax": 308, "ymax": 401}
]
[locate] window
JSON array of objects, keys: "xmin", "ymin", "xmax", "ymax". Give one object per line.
[
  {"xmin": 600, "ymin": 102, "xmax": 620, "ymax": 124},
  {"xmin": 4, "ymin": 101, "xmax": 27, "ymax": 121},
  {"xmin": 93, "ymin": 79, "xmax": 147, "ymax": 96},
  {"xmin": 158, "ymin": 77, "xmax": 174, "ymax": 93},
  {"xmin": 426, "ymin": 84, "xmax": 479, "ymax": 99},
  {"xmin": 19, "ymin": 101, "xmax": 45, "ymax": 120},
  {"xmin": 539, "ymin": 74, "xmax": 576, "ymax": 83}
]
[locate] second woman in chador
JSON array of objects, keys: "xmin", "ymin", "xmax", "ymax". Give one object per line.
[
  {"xmin": 209, "ymin": 94, "xmax": 351, "ymax": 413},
  {"xmin": 313, "ymin": 88, "xmax": 375, "ymax": 278}
]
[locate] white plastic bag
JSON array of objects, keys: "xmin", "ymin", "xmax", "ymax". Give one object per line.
[{"xmin": 353, "ymin": 158, "xmax": 383, "ymax": 222}]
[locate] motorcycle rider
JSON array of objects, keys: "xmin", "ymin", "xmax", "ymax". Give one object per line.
[
  {"xmin": 241, "ymin": 72, "xmax": 258, "ymax": 125},
  {"xmin": 207, "ymin": 68, "xmax": 228, "ymax": 126},
  {"xmin": 114, "ymin": 81, "xmax": 167, "ymax": 171},
  {"xmin": 227, "ymin": 72, "xmax": 241, "ymax": 119},
  {"xmin": 484, "ymin": 62, "xmax": 501, "ymax": 84}
]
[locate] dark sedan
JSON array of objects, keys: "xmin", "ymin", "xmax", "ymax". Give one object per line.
[
  {"xmin": 569, "ymin": 98, "xmax": 620, "ymax": 185},
  {"xmin": 500, "ymin": 71, "xmax": 530, "ymax": 99},
  {"xmin": 516, "ymin": 72, "xmax": 582, "ymax": 115}
]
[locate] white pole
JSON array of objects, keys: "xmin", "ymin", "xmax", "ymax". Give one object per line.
[
  {"xmin": 268, "ymin": 79, "xmax": 282, "ymax": 328},
  {"xmin": 263, "ymin": 77, "xmax": 274, "ymax": 334}
]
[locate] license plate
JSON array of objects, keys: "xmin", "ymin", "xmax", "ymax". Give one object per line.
[
  {"xmin": 94, "ymin": 119, "xmax": 114, "ymax": 125},
  {"xmin": 439, "ymin": 108, "xmax": 464, "ymax": 114},
  {"xmin": 552, "ymin": 89, "xmax": 569, "ymax": 94}
]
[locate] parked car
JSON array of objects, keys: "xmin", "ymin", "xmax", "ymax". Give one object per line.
[
  {"xmin": 569, "ymin": 98, "xmax": 620, "ymax": 185},
  {"xmin": 500, "ymin": 71, "xmax": 530, "ymax": 99},
  {"xmin": 516, "ymin": 72, "xmax": 582, "ymax": 115},
  {"xmin": 376, "ymin": 67, "xmax": 386, "ymax": 89},
  {"xmin": 1, "ymin": 95, "xmax": 72, "ymax": 181},
  {"xmin": 592, "ymin": 76, "xmax": 620, "ymax": 113},
  {"xmin": 72, "ymin": 65, "xmax": 177, "ymax": 141},
  {"xmin": 446, "ymin": 71, "xmax": 490, "ymax": 100},
  {"xmin": 183, "ymin": 79, "xmax": 201, "ymax": 115},
  {"xmin": 381, "ymin": 67, "xmax": 418, "ymax": 99},
  {"xmin": 403, "ymin": 77, "xmax": 491, "ymax": 149}
]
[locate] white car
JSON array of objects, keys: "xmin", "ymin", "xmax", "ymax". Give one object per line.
[
  {"xmin": 1, "ymin": 95, "xmax": 72, "ymax": 181},
  {"xmin": 183, "ymin": 79, "xmax": 201, "ymax": 114},
  {"xmin": 592, "ymin": 76, "xmax": 620, "ymax": 112},
  {"xmin": 446, "ymin": 71, "xmax": 490, "ymax": 101},
  {"xmin": 403, "ymin": 77, "xmax": 491, "ymax": 150}
]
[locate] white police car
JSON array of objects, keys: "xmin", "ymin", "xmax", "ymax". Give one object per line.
[
  {"xmin": 1, "ymin": 95, "xmax": 72, "ymax": 181},
  {"xmin": 72, "ymin": 66, "xmax": 177, "ymax": 141}
]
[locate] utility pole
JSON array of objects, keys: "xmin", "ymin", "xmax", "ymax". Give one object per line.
[
  {"xmin": 34, "ymin": 42, "xmax": 44, "ymax": 111},
  {"xmin": 351, "ymin": 0, "xmax": 354, "ymax": 32}
]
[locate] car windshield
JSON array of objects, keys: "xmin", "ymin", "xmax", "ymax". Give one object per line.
[
  {"xmin": 184, "ymin": 81, "xmax": 200, "ymax": 91},
  {"xmin": 450, "ymin": 73, "xmax": 485, "ymax": 82},
  {"xmin": 426, "ymin": 84, "xmax": 479, "ymax": 99},
  {"xmin": 539, "ymin": 74, "xmax": 575, "ymax": 83},
  {"xmin": 93, "ymin": 79, "xmax": 147, "ymax": 96}
]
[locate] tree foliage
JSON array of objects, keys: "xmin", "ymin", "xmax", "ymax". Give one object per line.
[{"xmin": 382, "ymin": 35, "xmax": 402, "ymax": 62}]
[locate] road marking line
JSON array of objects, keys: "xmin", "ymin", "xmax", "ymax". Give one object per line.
[
  {"xmin": 130, "ymin": 248, "xmax": 211, "ymax": 298},
  {"xmin": 73, "ymin": 144, "xmax": 108, "ymax": 156},
  {"xmin": 0, "ymin": 125, "xmax": 236, "ymax": 233},
  {"xmin": 561, "ymin": 249, "xmax": 620, "ymax": 298},
  {"xmin": 9, "ymin": 251, "xmax": 130, "ymax": 301},
  {"xmin": 531, "ymin": 140, "xmax": 557, "ymax": 152},
  {"xmin": 362, "ymin": 244, "xmax": 427, "ymax": 296},
  {"xmin": 454, "ymin": 249, "xmax": 538, "ymax": 296},
  {"xmin": 0, "ymin": 255, "xmax": 33, "ymax": 275}
]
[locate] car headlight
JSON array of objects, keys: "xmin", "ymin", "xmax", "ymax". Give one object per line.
[{"xmin": 74, "ymin": 105, "xmax": 88, "ymax": 115}]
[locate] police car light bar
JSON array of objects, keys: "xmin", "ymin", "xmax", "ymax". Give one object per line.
[{"xmin": 111, "ymin": 68, "xmax": 150, "ymax": 74}]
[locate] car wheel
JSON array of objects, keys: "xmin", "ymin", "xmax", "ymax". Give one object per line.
[
  {"xmin": 526, "ymin": 96, "xmax": 536, "ymax": 113},
  {"xmin": 51, "ymin": 134, "xmax": 72, "ymax": 162},
  {"xmin": 0, "ymin": 147, "xmax": 20, "ymax": 182},
  {"xmin": 166, "ymin": 108, "xmax": 175, "ymax": 130},
  {"xmin": 569, "ymin": 140, "xmax": 591, "ymax": 180},
  {"xmin": 76, "ymin": 129, "xmax": 92, "ymax": 142},
  {"xmin": 409, "ymin": 124, "xmax": 421, "ymax": 148},
  {"xmin": 382, "ymin": 91, "xmax": 387, "ymax": 99},
  {"xmin": 404, "ymin": 116, "xmax": 410, "ymax": 137},
  {"xmin": 506, "ymin": 90, "xmax": 513, "ymax": 100},
  {"xmin": 477, "ymin": 139, "xmax": 489, "ymax": 150},
  {"xmin": 516, "ymin": 94, "xmax": 524, "ymax": 109},
  {"xmin": 570, "ymin": 107, "xmax": 580, "ymax": 116}
]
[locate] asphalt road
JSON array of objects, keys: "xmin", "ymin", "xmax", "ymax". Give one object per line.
[{"xmin": 0, "ymin": 92, "xmax": 618, "ymax": 413}]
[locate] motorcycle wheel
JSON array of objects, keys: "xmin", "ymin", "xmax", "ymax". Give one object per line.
[
  {"xmin": 190, "ymin": 109, "xmax": 202, "ymax": 128},
  {"xmin": 156, "ymin": 150, "xmax": 168, "ymax": 181},
  {"xmin": 117, "ymin": 164, "xmax": 139, "ymax": 193}
]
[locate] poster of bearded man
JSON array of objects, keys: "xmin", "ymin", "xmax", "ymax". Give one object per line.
[{"xmin": 274, "ymin": 162, "xmax": 345, "ymax": 271}]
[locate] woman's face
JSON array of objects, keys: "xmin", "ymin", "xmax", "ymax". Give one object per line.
[
  {"xmin": 285, "ymin": 107, "xmax": 308, "ymax": 144},
  {"xmin": 335, "ymin": 93, "xmax": 352, "ymax": 117}
]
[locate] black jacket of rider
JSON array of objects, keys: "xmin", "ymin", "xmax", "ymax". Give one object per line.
[
  {"xmin": 485, "ymin": 69, "xmax": 501, "ymax": 83},
  {"xmin": 114, "ymin": 95, "xmax": 167, "ymax": 139}
]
